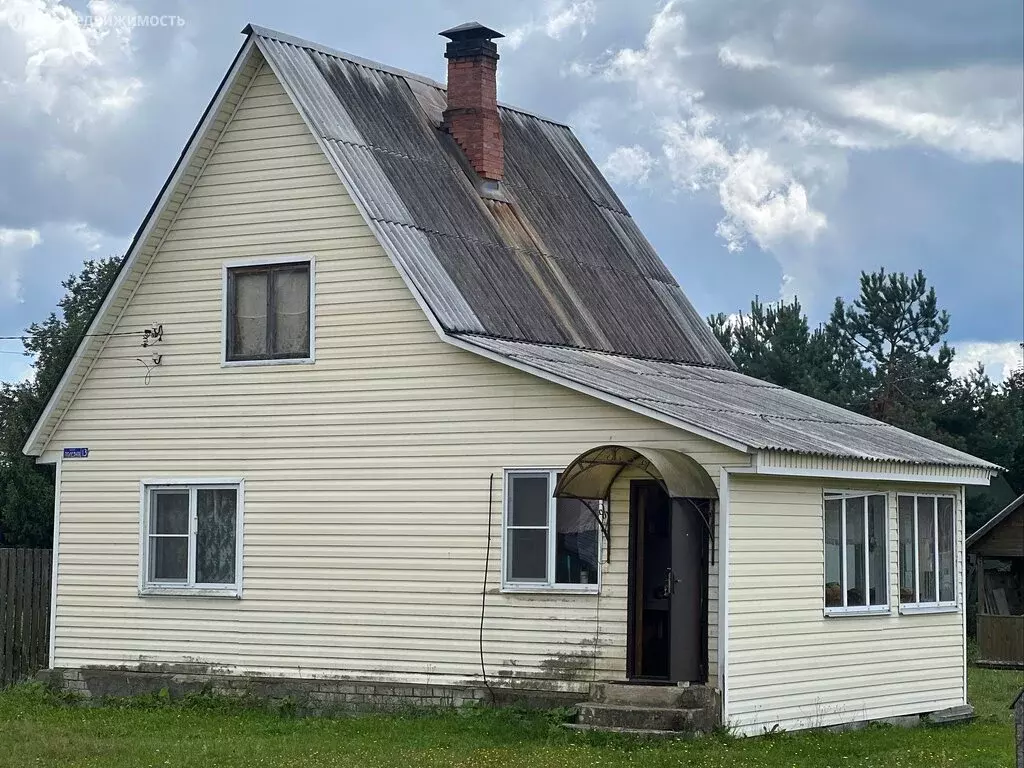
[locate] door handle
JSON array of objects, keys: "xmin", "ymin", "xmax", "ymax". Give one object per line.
[{"xmin": 663, "ymin": 567, "xmax": 678, "ymax": 597}]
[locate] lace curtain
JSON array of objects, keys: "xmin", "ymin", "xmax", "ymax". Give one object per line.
[{"xmin": 196, "ymin": 489, "xmax": 237, "ymax": 584}]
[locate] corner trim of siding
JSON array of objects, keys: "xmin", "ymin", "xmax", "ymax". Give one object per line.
[
  {"xmin": 48, "ymin": 455, "xmax": 61, "ymax": 668},
  {"xmin": 718, "ymin": 467, "xmax": 731, "ymax": 718}
]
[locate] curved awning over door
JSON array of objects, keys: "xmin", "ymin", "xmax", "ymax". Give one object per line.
[{"xmin": 552, "ymin": 444, "xmax": 719, "ymax": 501}]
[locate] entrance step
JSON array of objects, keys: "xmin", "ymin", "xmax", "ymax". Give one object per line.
[
  {"xmin": 576, "ymin": 702, "xmax": 718, "ymax": 734},
  {"xmin": 592, "ymin": 682, "xmax": 720, "ymax": 711},
  {"xmin": 573, "ymin": 683, "xmax": 721, "ymax": 737}
]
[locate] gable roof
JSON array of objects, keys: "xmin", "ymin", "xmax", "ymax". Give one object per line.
[
  {"xmin": 22, "ymin": 25, "xmax": 999, "ymax": 476},
  {"xmin": 967, "ymin": 493, "xmax": 1024, "ymax": 549}
]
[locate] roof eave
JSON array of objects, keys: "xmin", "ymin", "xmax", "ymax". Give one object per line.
[{"xmin": 966, "ymin": 493, "xmax": 1024, "ymax": 548}]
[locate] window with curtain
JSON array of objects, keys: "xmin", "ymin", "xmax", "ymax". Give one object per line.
[
  {"xmin": 504, "ymin": 470, "xmax": 601, "ymax": 590},
  {"xmin": 824, "ymin": 491, "xmax": 889, "ymax": 615},
  {"xmin": 898, "ymin": 495, "xmax": 957, "ymax": 609},
  {"xmin": 143, "ymin": 482, "xmax": 242, "ymax": 595},
  {"xmin": 226, "ymin": 260, "xmax": 311, "ymax": 362}
]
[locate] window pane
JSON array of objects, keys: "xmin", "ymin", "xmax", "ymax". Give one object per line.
[
  {"xmin": 232, "ymin": 270, "xmax": 268, "ymax": 359},
  {"xmin": 152, "ymin": 491, "xmax": 189, "ymax": 534},
  {"xmin": 824, "ymin": 498, "xmax": 843, "ymax": 607},
  {"xmin": 867, "ymin": 495, "xmax": 887, "ymax": 606},
  {"xmin": 508, "ymin": 529, "xmax": 547, "ymax": 581},
  {"xmin": 196, "ymin": 489, "xmax": 237, "ymax": 585},
  {"xmin": 845, "ymin": 496, "xmax": 867, "ymax": 607},
  {"xmin": 917, "ymin": 497, "xmax": 937, "ymax": 603},
  {"xmin": 555, "ymin": 498, "xmax": 599, "ymax": 585},
  {"xmin": 898, "ymin": 496, "xmax": 916, "ymax": 604},
  {"xmin": 510, "ymin": 475, "xmax": 548, "ymax": 526},
  {"xmin": 149, "ymin": 537, "xmax": 188, "ymax": 581},
  {"xmin": 937, "ymin": 498, "xmax": 955, "ymax": 602},
  {"xmin": 272, "ymin": 266, "xmax": 310, "ymax": 357}
]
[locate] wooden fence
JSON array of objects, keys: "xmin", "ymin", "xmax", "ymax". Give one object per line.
[
  {"xmin": 0, "ymin": 549, "xmax": 52, "ymax": 687},
  {"xmin": 978, "ymin": 613, "xmax": 1024, "ymax": 668}
]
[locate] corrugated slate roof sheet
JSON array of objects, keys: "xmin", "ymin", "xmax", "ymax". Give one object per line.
[
  {"xmin": 251, "ymin": 27, "xmax": 735, "ymax": 367},
  {"xmin": 248, "ymin": 26, "xmax": 995, "ymax": 470},
  {"xmin": 456, "ymin": 336, "xmax": 999, "ymax": 469}
]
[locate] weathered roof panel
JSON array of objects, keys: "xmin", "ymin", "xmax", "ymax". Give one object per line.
[
  {"xmin": 455, "ymin": 336, "xmax": 999, "ymax": 469},
  {"xmin": 252, "ymin": 28, "xmax": 736, "ymax": 368}
]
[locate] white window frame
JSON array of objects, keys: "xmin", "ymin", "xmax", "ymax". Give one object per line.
[
  {"xmin": 138, "ymin": 478, "xmax": 245, "ymax": 598},
  {"xmin": 897, "ymin": 493, "xmax": 959, "ymax": 614},
  {"xmin": 221, "ymin": 254, "xmax": 316, "ymax": 367},
  {"xmin": 823, "ymin": 490, "xmax": 890, "ymax": 617},
  {"xmin": 501, "ymin": 468, "xmax": 602, "ymax": 594}
]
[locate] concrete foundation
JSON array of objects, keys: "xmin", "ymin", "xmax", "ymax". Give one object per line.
[{"xmin": 36, "ymin": 666, "xmax": 585, "ymax": 714}]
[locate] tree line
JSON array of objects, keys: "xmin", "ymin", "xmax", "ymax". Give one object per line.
[
  {"xmin": 709, "ymin": 270, "xmax": 1022, "ymax": 531},
  {"xmin": 0, "ymin": 258, "xmax": 1020, "ymax": 545}
]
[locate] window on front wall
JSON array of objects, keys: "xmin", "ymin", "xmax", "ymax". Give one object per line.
[
  {"xmin": 824, "ymin": 492, "xmax": 888, "ymax": 614},
  {"xmin": 142, "ymin": 483, "xmax": 242, "ymax": 593},
  {"xmin": 898, "ymin": 495, "xmax": 956, "ymax": 609},
  {"xmin": 226, "ymin": 260, "xmax": 311, "ymax": 362},
  {"xmin": 504, "ymin": 470, "xmax": 601, "ymax": 590}
]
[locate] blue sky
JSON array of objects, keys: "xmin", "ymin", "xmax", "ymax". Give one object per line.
[{"xmin": 1, "ymin": 0, "xmax": 1021, "ymax": 383}]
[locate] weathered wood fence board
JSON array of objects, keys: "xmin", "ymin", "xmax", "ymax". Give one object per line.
[
  {"xmin": 0, "ymin": 549, "xmax": 52, "ymax": 687},
  {"xmin": 977, "ymin": 613, "xmax": 1024, "ymax": 668}
]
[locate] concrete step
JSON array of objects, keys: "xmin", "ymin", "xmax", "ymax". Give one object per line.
[
  {"xmin": 592, "ymin": 682, "xmax": 720, "ymax": 711},
  {"xmin": 575, "ymin": 702, "xmax": 717, "ymax": 734},
  {"xmin": 564, "ymin": 723, "xmax": 688, "ymax": 739}
]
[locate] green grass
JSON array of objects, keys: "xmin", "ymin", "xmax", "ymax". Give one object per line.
[{"xmin": 1, "ymin": 666, "xmax": 1020, "ymax": 768}]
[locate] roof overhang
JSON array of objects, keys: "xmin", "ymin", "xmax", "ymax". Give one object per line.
[
  {"xmin": 967, "ymin": 493, "xmax": 1024, "ymax": 549},
  {"xmin": 554, "ymin": 444, "xmax": 719, "ymax": 501}
]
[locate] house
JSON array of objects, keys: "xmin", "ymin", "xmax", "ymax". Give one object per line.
[
  {"xmin": 968, "ymin": 494, "xmax": 1024, "ymax": 668},
  {"xmin": 25, "ymin": 22, "xmax": 998, "ymax": 735}
]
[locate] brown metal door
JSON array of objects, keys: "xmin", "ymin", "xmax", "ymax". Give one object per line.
[{"xmin": 629, "ymin": 482, "xmax": 707, "ymax": 683}]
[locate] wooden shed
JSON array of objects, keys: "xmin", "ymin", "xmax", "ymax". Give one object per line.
[{"xmin": 968, "ymin": 494, "xmax": 1024, "ymax": 668}]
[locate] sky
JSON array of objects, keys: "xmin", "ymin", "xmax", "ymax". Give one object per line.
[{"xmin": 0, "ymin": 0, "xmax": 1022, "ymax": 384}]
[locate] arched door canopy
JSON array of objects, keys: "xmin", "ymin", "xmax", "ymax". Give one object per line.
[{"xmin": 552, "ymin": 444, "xmax": 718, "ymax": 502}]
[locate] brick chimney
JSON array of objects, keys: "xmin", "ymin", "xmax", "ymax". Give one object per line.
[{"xmin": 440, "ymin": 22, "xmax": 504, "ymax": 182}]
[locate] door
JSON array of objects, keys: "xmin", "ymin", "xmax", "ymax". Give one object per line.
[{"xmin": 627, "ymin": 480, "xmax": 708, "ymax": 683}]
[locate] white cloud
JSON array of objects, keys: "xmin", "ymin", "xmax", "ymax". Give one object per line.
[
  {"xmin": 951, "ymin": 341, "xmax": 1023, "ymax": 383},
  {"xmin": 66, "ymin": 221, "xmax": 104, "ymax": 251},
  {"xmin": 835, "ymin": 67, "xmax": 1024, "ymax": 163},
  {"xmin": 567, "ymin": 0, "xmax": 1024, "ymax": 296},
  {"xmin": 602, "ymin": 145, "xmax": 654, "ymax": 186},
  {"xmin": 507, "ymin": 0, "xmax": 598, "ymax": 50},
  {"xmin": 0, "ymin": 227, "xmax": 42, "ymax": 303},
  {"xmin": 0, "ymin": 0, "xmax": 143, "ymax": 127}
]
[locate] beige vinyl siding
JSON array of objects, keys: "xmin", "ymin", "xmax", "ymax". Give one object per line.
[
  {"xmin": 726, "ymin": 474, "xmax": 966, "ymax": 734},
  {"xmin": 46, "ymin": 56, "xmax": 745, "ymax": 691}
]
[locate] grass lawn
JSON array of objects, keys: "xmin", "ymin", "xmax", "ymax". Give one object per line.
[{"xmin": 1, "ymin": 665, "xmax": 1021, "ymax": 768}]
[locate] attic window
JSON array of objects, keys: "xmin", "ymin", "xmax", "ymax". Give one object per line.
[{"xmin": 224, "ymin": 256, "xmax": 314, "ymax": 365}]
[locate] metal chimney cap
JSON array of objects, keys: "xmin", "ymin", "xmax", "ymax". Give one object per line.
[{"xmin": 440, "ymin": 22, "xmax": 504, "ymax": 42}]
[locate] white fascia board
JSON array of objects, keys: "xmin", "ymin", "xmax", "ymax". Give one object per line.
[
  {"xmin": 22, "ymin": 37, "xmax": 259, "ymax": 458},
  {"xmin": 750, "ymin": 453, "xmax": 994, "ymax": 486}
]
